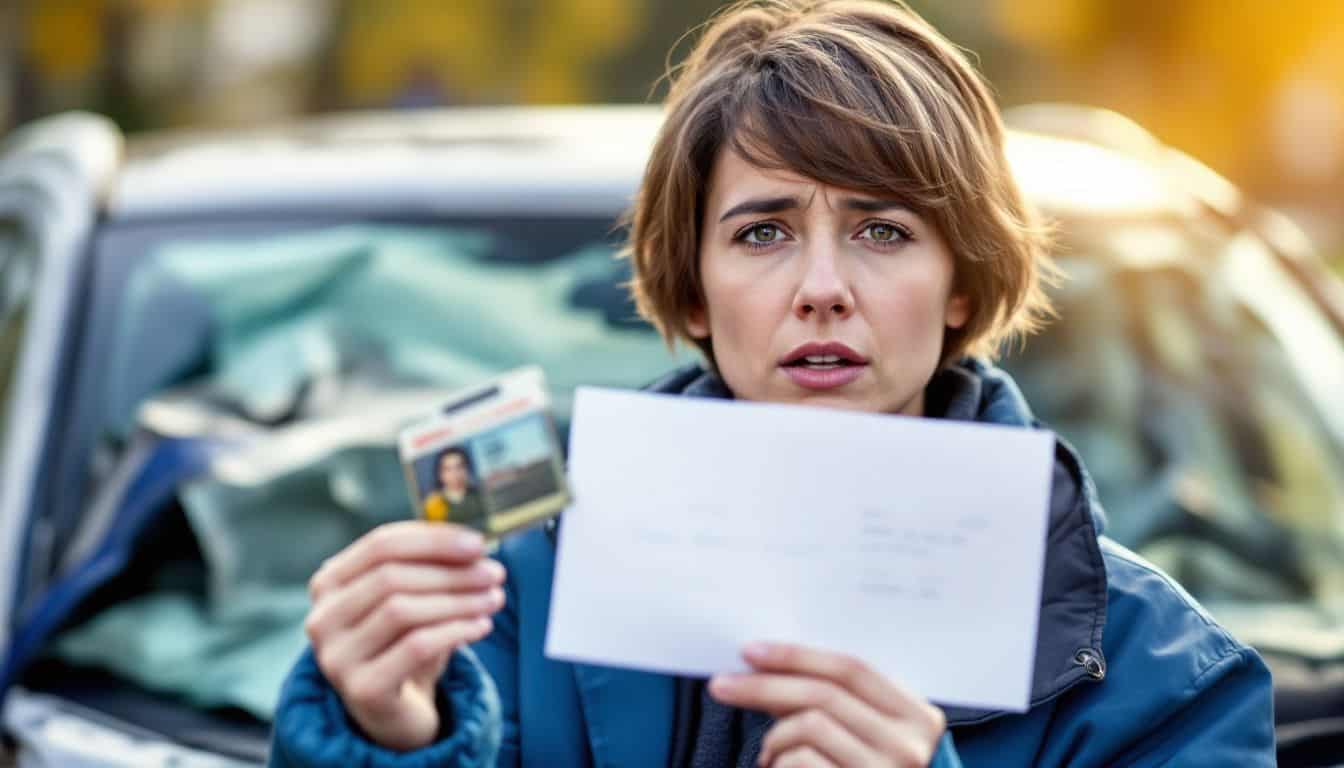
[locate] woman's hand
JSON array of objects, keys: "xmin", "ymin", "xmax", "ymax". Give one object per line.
[
  {"xmin": 304, "ymin": 522, "xmax": 507, "ymax": 751},
  {"xmin": 709, "ymin": 643, "xmax": 946, "ymax": 768}
]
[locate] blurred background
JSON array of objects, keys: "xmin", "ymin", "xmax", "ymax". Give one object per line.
[{"xmin": 1, "ymin": 0, "xmax": 1342, "ymax": 268}]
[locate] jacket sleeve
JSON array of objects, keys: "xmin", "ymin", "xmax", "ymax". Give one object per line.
[
  {"xmin": 1107, "ymin": 645, "xmax": 1275, "ymax": 766},
  {"xmin": 465, "ymin": 558, "xmax": 524, "ymax": 766},
  {"xmin": 1043, "ymin": 542, "xmax": 1278, "ymax": 767},
  {"xmin": 267, "ymin": 645, "xmax": 502, "ymax": 768}
]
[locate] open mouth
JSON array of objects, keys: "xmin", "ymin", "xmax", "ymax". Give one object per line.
[
  {"xmin": 780, "ymin": 342, "xmax": 869, "ymax": 368},
  {"xmin": 779, "ymin": 343, "xmax": 869, "ymax": 389},
  {"xmin": 783, "ymin": 354, "xmax": 859, "ymax": 371}
]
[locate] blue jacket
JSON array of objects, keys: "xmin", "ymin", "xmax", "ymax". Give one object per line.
[{"xmin": 269, "ymin": 361, "xmax": 1276, "ymax": 767}]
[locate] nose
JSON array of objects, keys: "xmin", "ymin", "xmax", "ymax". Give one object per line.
[{"xmin": 792, "ymin": 241, "xmax": 854, "ymax": 320}]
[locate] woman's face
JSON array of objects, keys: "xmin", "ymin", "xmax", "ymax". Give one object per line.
[
  {"xmin": 438, "ymin": 452, "xmax": 470, "ymax": 495},
  {"xmin": 690, "ymin": 148, "xmax": 968, "ymax": 416}
]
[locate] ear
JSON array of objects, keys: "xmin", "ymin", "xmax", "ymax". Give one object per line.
[
  {"xmin": 945, "ymin": 293, "xmax": 970, "ymax": 330},
  {"xmin": 686, "ymin": 305, "xmax": 711, "ymax": 339}
]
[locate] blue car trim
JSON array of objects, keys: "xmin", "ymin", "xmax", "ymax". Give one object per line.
[{"xmin": 0, "ymin": 436, "xmax": 223, "ymax": 699}]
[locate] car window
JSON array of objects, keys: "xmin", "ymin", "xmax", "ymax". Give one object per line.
[
  {"xmin": 34, "ymin": 216, "xmax": 698, "ymax": 722},
  {"xmin": 0, "ymin": 219, "xmax": 38, "ymax": 451}
]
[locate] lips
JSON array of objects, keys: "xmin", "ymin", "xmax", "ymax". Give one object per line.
[{"xmin": 780, "ymin": 342, "xmax": 869, "ymax": 390}]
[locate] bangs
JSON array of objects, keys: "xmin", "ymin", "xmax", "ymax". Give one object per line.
[{"xmin": 720, "ymin": 37, "xmax": 963, "ymax": 214}]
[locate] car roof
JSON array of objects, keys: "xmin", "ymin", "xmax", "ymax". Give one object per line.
[
  {"xmin": 111, "ymin": 106, "xmax": 666, "ymax": 221},
  {"xmin": 107, "ymin": 104, "xmax": 1213, "ymax": 224}
]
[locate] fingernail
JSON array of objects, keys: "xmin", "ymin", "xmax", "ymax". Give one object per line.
[
  {"xmin": 488, "ymin": 587, "xmax": 505, "ymax": 607},
  {"xmin": 483, "ymin": 559, "xmax": 506, "ymax": 581},
  {"xmin": 477, "ymin": 616, "xmax": 493, "ymax": 632},
  {"xmin": 454, "ymin": 531, "xmax": 484, "ymax": 553},
  {"xmin": 743, "ymin": 642, "xmax": 773, "ymax": 661},
  {"xmin": 709, "ymin": 675, "xmax": 741, "ymax": 695}
]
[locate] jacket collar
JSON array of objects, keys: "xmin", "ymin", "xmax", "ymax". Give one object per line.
[{"xmin": 642, "ymin": 360, "xmax": 1111, "ymax": 725}]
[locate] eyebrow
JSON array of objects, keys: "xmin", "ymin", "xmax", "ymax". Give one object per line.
[
  {"xmin": 838, "ymin": 197, "xmax": 914, "ymax": 213},
  {"xmin": 718, "ymin": 196, "xmax": 801, "ymax": 222},
  {"xmin": 717, "ymin": 195, "xmax": 913, "ymax": 222}
]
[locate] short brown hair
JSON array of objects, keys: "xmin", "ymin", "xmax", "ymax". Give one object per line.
[{"xmin": 625, "ymin": 0, "xmax": 1055, "ymax": 366}]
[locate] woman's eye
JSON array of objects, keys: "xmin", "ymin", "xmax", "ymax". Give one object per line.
[
  {"xmin": 744, "ymin": 223, "xmax": 781, "ymax": 245},
  {"xmin": 863, "ymin": 222, "xmax": 909, "ymax": 244}
]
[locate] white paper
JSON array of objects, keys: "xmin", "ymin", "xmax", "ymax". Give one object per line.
[{"xmin": 545, "ymin": 387, "xmax": 1055, "ymax": 712}]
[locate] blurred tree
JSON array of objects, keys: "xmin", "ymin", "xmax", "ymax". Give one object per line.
[
  {"xmin": 334, "ymin": 0, "xmax": 645, "ymax": 107},
  {"xmin": 309, "ymin": 0, "xmax": 351, "ymax": 112},
  {"xmin": 95, "ymin": 2, "xmax": 155, "ymax": 131},
  {"xmin": 516, "ymin": 0, "xmax": 644, "ymax": 103},
  {"xmin": 992, "ymin": 0, "xmax": 1344, "ymax": 190},
  {"xmin": 602, "ymin": 0, "xmax": 729, "ymax": 103},
  {"xmin": 340, "ymin": 1, "xmax": 507, "ymax": 105},
  {"xmin": 3, "ymin": 2, "xmax": 35, "ymax": 130},
  {"xmin": 22, "ymin": 0, "xmax": 170, "ymax": 130},
  {"xmin": 25, "ymin": 0, "xmax": 104, "ymax": 83}
]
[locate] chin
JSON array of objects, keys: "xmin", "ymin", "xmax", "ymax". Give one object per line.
[{"xmin": 783, "ymin": 389, "xmax": 880, "ymax": 412}]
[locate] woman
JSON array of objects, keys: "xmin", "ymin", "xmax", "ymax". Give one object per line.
[
  {"xmin": 271, "ymin": 2, "xmax": 1275, "ymax": 766},
  {"xmin": 422, "ymin": 447, "xmax": 488, "ymax": 531}
]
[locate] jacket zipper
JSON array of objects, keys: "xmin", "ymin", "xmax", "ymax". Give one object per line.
[{"xmin": 1074, "ymin": 648, "xmax": 1107, "ymax": 680}]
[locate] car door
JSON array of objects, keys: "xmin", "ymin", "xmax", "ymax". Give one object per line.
[{"xmin": 0, "ymin": 112, "xmax": 119, "ymax": 706}]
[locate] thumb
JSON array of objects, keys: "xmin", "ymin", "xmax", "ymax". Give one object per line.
[{"xmin": 409, "ymin": 650, "xmax": 452, "ymax": 694}]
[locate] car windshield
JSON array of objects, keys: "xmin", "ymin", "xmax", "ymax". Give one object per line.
[
  {"xmin": 37, "ymin": 216, "xmax": 694, "ymax": 725},
  {"xmin": 92, "ymin": 218, "xmax": 688, "ymax": 433},
  {"xmin": 1001, "ymin": 211, "xmax": 1344, "ymax": 655}
]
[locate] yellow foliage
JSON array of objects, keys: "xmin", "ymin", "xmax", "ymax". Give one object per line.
[
  {"xmin": 339, "ymin": 0, "xmax": 645, "ymax": 105},
  {"xmin": 25, "ymin": 0, "xmax": 106, "ymax": 80},
  {"xmin": 517, "ymin": 0, "xmax": 643, "ymax": 103},
  {"xmin": 25, "ymin": 0, "xmax": 204, "ymax": 82},
  {"xmin": 129, "ymin": 0, "xmax": 203, "ymax": 10},
  {"xmin": 341, "ymin": 0, "xmax": 510, "ymax": 101},
  {"xmin": 991, "ymin": 0, "xmax": 1344, "ymax": 181},
  {"xmin": 991, "ymin": 0, "xmax": 1100, "ymax": 50}
]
